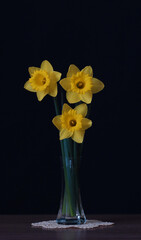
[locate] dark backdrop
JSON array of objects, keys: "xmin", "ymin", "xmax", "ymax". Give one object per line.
[{"xmin": 1, "ymin": 0, "xmax": 141, "ymax": 214}]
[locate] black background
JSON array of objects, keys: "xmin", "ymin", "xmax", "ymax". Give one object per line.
[{"xmin": 1, "ymin": 0, "xmax": 141, "ymax": 214}]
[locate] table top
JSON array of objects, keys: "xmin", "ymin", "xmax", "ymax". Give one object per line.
[{"xmin": 0, "ymin": 214, "xmax": 141, "ymax": 240}]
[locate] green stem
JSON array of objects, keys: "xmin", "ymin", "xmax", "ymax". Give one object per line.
[
  {"xmin": 53, "ymin": 97, "xmax": 60, "ymax": 115},
  {"xmin": 73, "ymin": 142, "xmax": 81, "ymax": 214},
  {"xmin": 62, "ymin": 143, "xmax": 75, "ymax": 216},
  {"xmin": 73, "ymin": 141, "xmax": 77, "ymax": 167}
]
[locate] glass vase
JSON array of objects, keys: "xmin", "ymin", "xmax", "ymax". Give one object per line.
[{"xmin": 56, "ymin": 155, "xmax": 86, "ymax": 225}]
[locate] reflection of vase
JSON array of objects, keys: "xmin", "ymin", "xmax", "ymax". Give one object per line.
[{"xmin": 56, "ymin": 155, "xmax": 86, "ymax": 225}]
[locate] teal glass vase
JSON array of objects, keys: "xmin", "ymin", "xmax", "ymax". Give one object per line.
[{"xmin": 56, "ymin": 155, "xmax": 86, "ymax": 225}]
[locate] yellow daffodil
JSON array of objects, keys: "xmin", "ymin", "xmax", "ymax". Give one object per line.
[
  {"xmin": 24, "ymin": 60, "xmax": 61, "ymax": 101},
  {"xmin": 60, "ymin": 64, "xmax": 104, "ymax": 104},
  {"xmin": 52, "ymin": 103, "xmax": 92, "ymax": 143}
]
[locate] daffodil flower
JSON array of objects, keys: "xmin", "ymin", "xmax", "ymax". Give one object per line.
[
  {"xmin": 60, "ymin": 64, "xmax": 104, "ymax": 104},
  {"xmin": 52, "ymin": 103, "xmax": 92, "ymax": 143},
  {"xmin": 24, "ymin": 60, "xmax": 61, "ymax": 101}
]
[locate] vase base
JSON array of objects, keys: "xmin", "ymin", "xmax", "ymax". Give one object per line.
[{"xmin": 56, "ymin": 217, "xmax": 86, "ymax": 225}]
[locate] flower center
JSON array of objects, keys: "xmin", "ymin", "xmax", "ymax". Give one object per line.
[
  {"xmin": 42, "ymin": 77, "xmax": 46, "ymax": 85},
  {"xmin": 61, "ymin": 110, "xmax": 82, "ymax": 131},
  {"xmin": 29, "ymin": 70, "xmax": 50, "ymax": 91},
  {"xmin": 69, "ymin": 119, "xmax": 77, "ymax": 127},
  {"xmin": 70, "ymin": 72, "xmax": 92, "ymax": 94},
  {"xmin": 76, "ymin": 81, "xmax": 84, "ymax": 89}
]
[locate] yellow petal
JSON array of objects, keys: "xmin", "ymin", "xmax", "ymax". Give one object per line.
[
  {"xmin": 72, "ymin": 130, "xmax": 85, "ymax": 143},
  {"xmin": 40, "ymin": 60, "xmax": 53, "ymax": 72},
  {"xmin": 67, "ymin": 64, "xmax": 80, "ymax": 77},
  {"xmin": 66, "ymin": 91, "xmax": 81, "ymax": 104},
  {"xmin": 49, "ymin": 81, "xmax": 57, "ymax": 97},
  {"xmin": 36, "ymin": 88, "xmax": 49, "ymax": 101},
  {"xmin": 24, "ymin": 80, "xmax": 36, "ymax": 92},
  {"xmin": 91, "ymin": 78, "xmax": 104, "ymax": 94},
  {"xmin": 74, "ymin": 104, "xmax": 88, "ymax": 117},
  {"xmin": 28, "ymin": 67, "xmax": 40, "ymax": 76},
  {"xmin": 60, "ymin": 129, "xmax": 73, "ymax": 140},
  {"xmin": 62, "ymin": 103, "xmax": 72, "ymax": 114},
  {"xmin": 52, "ymin": 116, "xmax": 62, "ymax": 130},
  {"xmin": 60, "ymin": 78, "xmax": 71, "ymax": 91},
  {"xmin": 50, "ymin": 71, "xmax": 62, "ymax": 82},
  {"xmin": 81, "ymin": 66, "xmax": 93, "ymax": 77},
  {"xmin": 80, "ymin": 91, "xmax": 92, "ymax": 104},
  {"xmin": 82, "ymin": 118, "xmax": 92, "ymax": 130}
]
